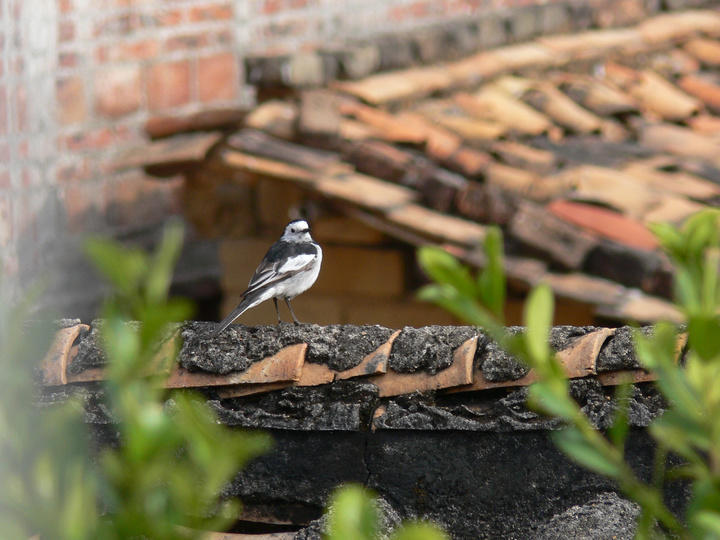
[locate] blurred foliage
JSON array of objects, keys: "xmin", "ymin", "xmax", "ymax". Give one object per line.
[
  {"xmin": 0, "ymin": 220, "xmax": 270, "ymax": 539},
  {"xmin": 326, "ymin": 484, "xmax": 448, "ymax": 540},
  {"xmin": 418, "ymin": 210, "xmax": 720, "ymax": 539}
]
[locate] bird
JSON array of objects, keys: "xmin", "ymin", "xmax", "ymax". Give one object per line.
[{"xmin": 214, "ymin": 219, "xmax": 322, "ymax": 336}]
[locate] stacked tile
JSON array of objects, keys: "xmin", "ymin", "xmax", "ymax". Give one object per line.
[{"xmin": 126, "ymin": 9, "xmax": 720, "ymax": 325}]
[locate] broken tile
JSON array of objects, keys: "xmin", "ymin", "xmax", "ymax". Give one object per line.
[
  {"xmin": 369, "ymin": 337, "xmax": 477, "ymax": 397},
  {"xmin": 41, "ymin": 324, "xmax": 89, "ymax": 386}
]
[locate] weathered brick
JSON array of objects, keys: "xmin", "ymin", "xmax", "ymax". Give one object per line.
[
  {"xmin": 62, "ymin": 181, "xmax": 105, "ymax": 232},
  {"xmin": 58, "ymin": 20, "xmax": 74, "ymax": 42},
  {"xmin": 13, "ymin": 84, "xmax": 26, "ymax": 132},
  {"xmin": 189, "ymin": 3, "xmax": 233, "ymax": 22},
  {"xmin": 104, "ymin": 173, "xmax": 182, "ymax": 229},
  {"xmin": 0, "ymin": 194, "xmax": 12, "ymax": 247},
  {"xmin": 198, "ymin": 52, "xmax": 238, "ymax": 103},
  {"xmin": 94, "ymin": 66, "xmax": 141, "ymax": 118},
  {"xmin": 62, "ymin": 125, "xmax": 133, "ymax": 152},
  {"xmin": 147, "ymin": 60, "xmax": 191, "ymax": 110},
  {"xmin": 97, "ymin": 39, "xmax": 159, "ymax": 62},
  {"xmin": 164, "ymin": 33, "xmax": 211, "ymax": 53},
  {"xmin": 57, "ymin": 77, "xmax": 85, "ymax": 126}
]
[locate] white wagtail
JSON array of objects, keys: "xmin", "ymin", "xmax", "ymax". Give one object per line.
[{"xmin": 214, "ymin": 219, "xmax": 322, "ymax": 335}]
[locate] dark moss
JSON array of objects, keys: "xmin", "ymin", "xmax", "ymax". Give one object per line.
[
  {"xmin": 596, "ymin": 326, "xmax": 653, "ymax": 372},
  {"xmin": 388, "ymin": 326, "xmax": 477, "ymax": 374}
]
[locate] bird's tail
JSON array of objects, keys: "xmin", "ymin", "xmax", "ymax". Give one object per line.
[{"xmin": 213, "ymin": 295, "xmax": 256, "ymax": 336}]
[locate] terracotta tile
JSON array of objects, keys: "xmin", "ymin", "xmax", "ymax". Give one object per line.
[
  {"xmin": 623, "ymin": 161, "xmax": 720, "ymax": 200},
  {"xmin": 640, "ymin": 123, "xmax": 720, "ymax": 160},
  {"xmin": 608, "ymin": 293, "xmax": 683, "ymax": 324},
  {"xmin": 538, "ymin": 28, "xmax": 643, "ymax": 58},
  {"xmin": 165, "ymin": 343, "xmax": 307, "ymax": 389},
  {"xmin": 490, "ymin": 141, "xmax": 557, "ymax": 174},
  {"xmin": 643, "ymin": 196, "xmax": 706, "ymax": 225},
  {"xmin": 456, "ymin": 89, "xmax": 551, "ymax": 136},
  {"xmin": 630, "ymin": 70, "xmax": 700, "ymax": 121},
  {"xmin": 523, "ymin": 82, "xmax": 603, "ymax": 133},
  {"xmin": 558, "ymin": 165, "xmax": 661, "ymax": 219},
  {"xmin": 509, "ymin": 201, "xmax": 598, "ymax": 270},
  {"xmin": 332, "ymin": 66, "xmax": 452, "ymax": 105},
  {"xmin": 561, "ymin": 75, "xmax": 638, "ymax": 116},
  {"xmin": 245, "ymin": 100, "xmax": 298, "ymax": 140},
  {"xmin": 445, "ymin": 51, "xmax": 506, "ymax": 86},
  {"xmin": 145, "ymin": 108, "xmax": 247, "ymax": 139},
  {"xmin": 222, "ymin": 150, "xmax": 316, "ymax": 185},
  {"xmin": 678, "ymin": 75, "xmax": 720, "ymax": 114},
  {"xmin": 547, "ymin": 199, "xmax": 658, "ymax": 250},
  {"xmin": 684, "ymin": 38, "xmax": 720, "ymax": 66},
  {"xmin": 448, "ymin": 147, "xmax": 491, "ymax": 178},
  {"xmin": 485, "ymin": 43, "xmax": 560, "ymax": 72},
  {"xmin": 385, "ymin": 203, "xmax": 486, "ymax": 247},
  {"xmin": 688, "ymin": 114, "xmax": 720, "ymax": 135},
  {"xmin": 485, "ymin": 162, "xmax": 570, "ymax": 201},
  {"xmin": 40, "ymin": 324, "xmax": 89, "ymax": 386},
  {"xmin": 541, "ymin": 272, "xmax": 626, "ymax": 306},
  {"xmin": 639, "ymin": 11, "xmax": 720, "ymax": 44},
  {"xmin": 339, "ymin": 101, "xmax": 425, "ymax": 143},
  {"xmin": 315, "ymin": 171, "xmax": 417, "ymax": 212},
  {"xmin": 113, "ymin": 132, "xmax": 222, "ymax": 171},
  {"xmin": 369, "ymin": 336, "xmax": 476, "ymax": 397},
  {"xmin": 422, "ymin": 111, "xmax": 506, "ymax": 142},
  {"xmin": 227, "ymin": 128, "xmax": 338, "ymax": 171},
  {"xmin": 393, "ymin": 111, "xmax": 462, "ymax": 161}
]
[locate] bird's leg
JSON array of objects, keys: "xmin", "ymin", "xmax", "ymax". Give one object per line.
[
  {"xmin": 273, "ymin": 298, "xmax": 282, "ymax": 324},
  {"xmin": 285, "ymin": 298, "xmax": 301, "ymax": 325}
]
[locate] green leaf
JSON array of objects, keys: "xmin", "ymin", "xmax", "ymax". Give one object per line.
[
  {"xmin": 417, "ymin": 246, "xmax": 477, "ymax": 298},
  {"xmin": 528, "ymin": 380, "xmax": 574, "ymax": 419},
  {"xmin": 145, "ymin": 220, "xmax": 184, "ymax": 304},
  {"xmin": 85, "ymin": 238, "xmax": 147, "ymax": 296},
  {"xmin": 523, "ymin": 284, "xmax": 554, "ymax": 364},
  {"xmin": 552, "ymin": 428, "xmax": 621, "ymax": 478},
  {"xmin": 608, "ymin": 383, "xmax": 631, "ymax": 450},
  {"xmin": 477, "ymin": 227, "xmax": 506, "ymax": 320},
  {"xmin": 391, "ymin": 521, "xmax": 449, "ymax": 540},
  {"xmin": 688, "ymin": 315, "xmax": 720, "ymax": 362},
  {"xmin": 327, "ymin": 485, "xmax": 379, "ymax": 540}
]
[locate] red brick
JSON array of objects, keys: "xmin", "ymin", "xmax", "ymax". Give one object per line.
[
  {"xmin": 262, "ymin": 0, "xmax": 310, "ymax": 14},
  {"xmin": 189, "ymin": 3, "xmax": 233, "ymax": 22},
  {"xmin": 146, "ymin": 60, "xmax": 191, "ymax": 111},
  {"xmin": 13, "ymin": 84, "xmax": 26, "ymax": 132},
  {"xmin": 197, "ymin": 52, "xmax": 237, "ymax": 103},
  {"xmin": 58, "ymin": 20, "xmax": 74, "ymax": 42},
  {"xmin": 0, "ymin": 167, "xmax": 10, "ymax": 189},
  {"xmin": 0, "ymin": 85, "xmax": 6, "ymax": 135},
  {"xmin": 56, "ymin": 156, "xmax": 93, "ymax": 183},
  {"xmin": 56, "ymin": 76, "xmax": 86, "ymax": 125},
  {"xmin": 62, "ymin": 125, "xmax": 133, "ymax": 152},
  {"xmin": 94, "ymin": 66, "xmax": 141, "ymax": 118},
  {"xmin": 59, "ymin": 52, "xmax": 79, "ymax": 68},
  {"xmin": 62, "ymin": 181, "xmax": 105, "ymax": 232},
  {"xmin": 97, "ymin": 39, "xmax": 159, "ymax": 62},
  {"xmin": 155, "ymin": 9, "xmax": 184, "ymax": 26},
  {"xmin": 104, "ymin": 173, "xmax": 182, "ymax": 228},
  {"xmin": 0, "ymin": 194, "xmax": 12, "ymax": 248},
  {"xmin": 58, "ymin": 0, "xmax": 73, "ymax": 14},
  {"xmin": 164, "ymin": 32, "xmax": 210, "ymax": 52}
]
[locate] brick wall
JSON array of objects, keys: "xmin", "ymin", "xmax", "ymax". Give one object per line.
[{"xmin": 0, "ymin": 0, "xmax": 689, "ymax": 318}]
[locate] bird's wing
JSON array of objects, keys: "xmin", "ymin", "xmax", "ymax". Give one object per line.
[{"xmin": 244, "ymin": 246, "xmax": 317, "ymax": 296}]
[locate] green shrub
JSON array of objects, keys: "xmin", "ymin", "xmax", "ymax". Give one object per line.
[
  {"xmin": 417, "ymin": 210, "xmax": 720, "ymax": 538},
  {"xmin": 0, "ymin": 221, "xmax": 270, "ymax": 539}
]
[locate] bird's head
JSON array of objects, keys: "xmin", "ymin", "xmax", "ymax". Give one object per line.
[{"xmin": 282, "ymin": 219, "xmax": 313, "ymax": 243}]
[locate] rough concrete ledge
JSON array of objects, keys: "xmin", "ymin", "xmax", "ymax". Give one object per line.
[{"xmin": 39, "ymin": 321, "xmax": 687, "ymax": 538}]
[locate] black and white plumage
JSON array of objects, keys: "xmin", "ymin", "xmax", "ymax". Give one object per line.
[{"xmin": 214, "ymin": 219, "xmax": 322, "ymax": 335}]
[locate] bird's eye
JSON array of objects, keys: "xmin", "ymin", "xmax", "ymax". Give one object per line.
[{"xmin": 290, "ymin": 228, "xmax": 295, "ymax": 233}]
